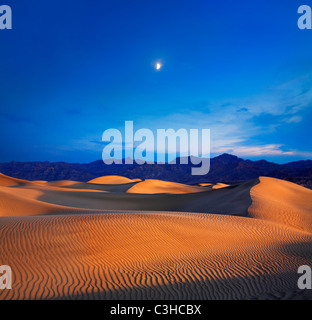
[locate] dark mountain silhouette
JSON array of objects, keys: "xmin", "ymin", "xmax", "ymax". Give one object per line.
[{"xmin": 0, "ymin": 154, "xmax": 311, "ymax": 189}]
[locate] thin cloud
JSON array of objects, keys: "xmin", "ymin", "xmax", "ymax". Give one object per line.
[
  {"xmin": 214, "ymin": 144, "xmax": 294, "ymax": 157},
  {"xmin": 131, "ymin": 73, "xmax": 312, "ymax": 158}
]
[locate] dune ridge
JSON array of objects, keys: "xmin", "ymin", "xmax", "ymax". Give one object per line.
[
  {"xmin": 88, "ymin": 175, "xmax": 138, "ymax": 185},
  {"xmin": 126, "ymin": 179, "xmax": 207, "ymax": 194},
  {"xmin": 249, "ymin": 177, "xmax": 312, "ymax": 233},
  {"xmin": 0, "ymin": 178, "xmax": 256, "ymax": 216},
  {"xmin": 0, "ymin": 173, "xmax": 34, "ymax": 187}
]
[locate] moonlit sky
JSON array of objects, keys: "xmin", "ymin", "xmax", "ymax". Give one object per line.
[{"xmin": 0, "ymin": 0, "xmax": 311, "ymax": 163}]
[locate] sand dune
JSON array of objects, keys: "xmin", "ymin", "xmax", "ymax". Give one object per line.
[
  {"xmin": 197, "ymin": 182, "xmax": 229, "ymax": 189},
  {"xmin": 47, "ymin": 180, "xmax": 81, "ymax": 187},
  {"xmin": 198, "ymin": 183, "xmax": 213, "ymax": 187},
  {"xmin": 0, "ymin": 173, "xmax": 311, "ymax": 300},
  {"xmin": 31, "ymin": 180, "xmax": 48, "ymax": 184},
  {"xmin": 0, "ymin": 185, "xmax": 84, "ymax": 217},
  {"xmin": 249, "ymin": 177, "xmax": 312, "ymax": 233},
  {"xmin": 88, "ymin": 175, "xmax": 137, "ymax": 185},
  {"xmin": 0, "ymin": 212, "xmax": 311, "ymax": 300},
  {"xmin": 0, "ymin": 173, "xmax": 32, "ymax": 187},
  {"xmin": 212, "ymin": 183, "xmax": 230, "ymax": 189},
  {"xmin": 0, "ymin": 174, "xmax": 256, "ymax": 215},
  {"xmin": 34, "ymin": 178, "xmax": 257, "ymax": 215},
  {"xmin": 127, "ymin": 179, "xmax": 207, "ymax": 194}
]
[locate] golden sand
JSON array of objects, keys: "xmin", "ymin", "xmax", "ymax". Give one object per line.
[{"xmin": 0, "ymin": 174, "xmax": 311, "ymax": 300}]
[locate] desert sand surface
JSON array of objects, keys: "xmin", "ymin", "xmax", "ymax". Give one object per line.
[
  {"xmin": 249, "ymin": 177, "xmax": 312, "ymax": 233},
  {"xmin": 0, "ymin": 173, "xmax": 311, "ymax": 300},
  {"xmin": 47, "ymin": 180, "xmax": 81, "ymax": 187},
  {"xmin": 0, "ymin": 173, "xmax": 34, "ymax": 187},
  {"xmin": 88, "ymin": 175, "xmax": 138, "ymax": 185},
  {"xmin": 212, "ymin": 183, "xmax": 230, "ymax": 189},
  {"xmin": 197, "ymin": 182, "xmax": 229, "ymax": 189},
  {"xmin": 127, "ymin": 179, "xmax": 207, "ymax": 194},
  {"xmin": 198, "ymin": 183, "xmax": 213, "ymax": 187}
]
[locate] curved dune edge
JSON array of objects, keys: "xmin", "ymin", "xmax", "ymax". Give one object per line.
[
  {"xmin": 0, "ymin": 173, "xmax": 33, "ymax": 187},
  {"xmin": 0, "ymin": 173, "xmax": 311, "ymax": 232},
  {"xmin": 249, "ymin": 177, "xmax": 312, "ymax": 233},
  {"xmin": 88, "ymin": 175, "xmax": 137, "ymax": 185},
  {"xmin": 47, "ymin": 180, "xmax": 81, "ymax": 187},
  {"xmin": 35, "ymin": 178, "xmax": 256, "ymax": 215},
  {"xmin": 0, "ymin": 172, "xmax": 256, "ymax": 216},
  {"xmin": 212, "ymin": 183, "xmax": 230, "ymax": 189},
  {"xmin": 0, "ymin": 185, "xmax": 91, "ymax": 217},
  {"xmin": 126, "ymin": 179, "xmax": 207, "ymax": 194},
  {"xmin": 0, "ymin": 212, "xmax": 311, "ymax": 300},
  {"xmin": 198, "ymin": 183, "xmax": 213, "ymax": 187}
]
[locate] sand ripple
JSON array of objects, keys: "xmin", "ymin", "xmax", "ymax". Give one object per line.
[
  {"xmin": 0, "ymin": 174, "xmax": 311, "ymax": 300},
  {"xmin": 0, "ymin": 212, "xmax": 311, "ymax": 300}
]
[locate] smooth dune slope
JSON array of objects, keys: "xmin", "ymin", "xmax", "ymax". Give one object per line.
[
  {"xmin": 47, "ymin": 180, "xmax": 80, "ymax": 187},
  {"xmin": 198, "ymin": 183, "xmax": 213, "ymax": 187},
  {"xmin": 127, "ymin": 179, "xmax": 207, "ymax": 194},
  {"xmin": 36, "ymin": 179, "xmax": 257, "ymax": 215},
  {"xmin": 0, "ymin": 185, "xmax": 85, "ymax": 217},
  {"xmin": 212, "ymin": 183, "xmax": 230, "ymax": 189},
  {"xmin": 0, "ymin": 173, "xmax": 257, "ymax": 216},
  {"xmin": 0, "ymin": 173, "xmax": 32, "ymax": 187},
  {"xmin": 88, "ymin": 175, "xmax": 136, "ymax": 185},
  {"xmin": 249, "ymin": 177, "xmax": 312, "ymax": 233}
]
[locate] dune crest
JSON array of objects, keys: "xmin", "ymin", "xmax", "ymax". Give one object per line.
[
  {"xmin": 198, "ymin": 183, "xmax": 213, "ymax": 187},
  {"xmin": 47, "ymin": 180, "xmax": 80, "ymax": 187},
  {"xmin": 212, "ymin": 183, "xmax": 230, "ymax": 189},
  {"xmin": 0, "ymin": 173, "xmax": 32, "ymax": 187},
  {"xmin": 31, "ymin": 180, "xmax": 48, "ymax": 184},
  {"xmin": 0, "ymin": 185, "xmax": 80, "ymax": 217},
  {"xmin": 249, "ymin": 177, "xmax": 312, "ymax": 233},
  {"xmin": 88, "ymin": 175, "xmax": 136, "ymax": 185},
  {"xmin": 127, "ymin": 179, "xmax": 207, "ymax": 194}
]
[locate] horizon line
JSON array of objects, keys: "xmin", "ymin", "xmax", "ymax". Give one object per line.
[{"xmin": 1, "ymin": 153, "xmax": 311, "ymax": 166}]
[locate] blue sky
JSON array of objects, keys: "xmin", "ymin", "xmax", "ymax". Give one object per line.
[{"xmin": 0, "ymin": 0, "xmax": 311, "ymax": 163}]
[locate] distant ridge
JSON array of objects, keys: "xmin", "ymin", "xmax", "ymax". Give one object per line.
[{"xmin": 0, "ymin": 154, "xmax": 311, "ymax": 189}]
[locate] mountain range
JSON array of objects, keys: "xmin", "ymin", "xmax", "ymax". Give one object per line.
[{"xmin": 0, "ymin": 153, "xmax": 311, "ymax": 189}]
